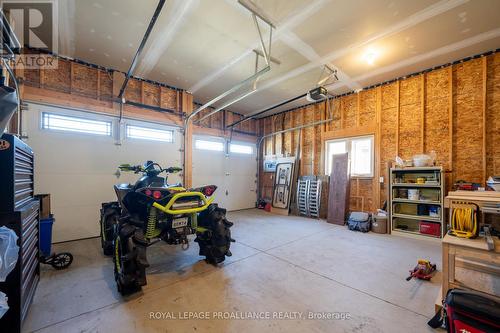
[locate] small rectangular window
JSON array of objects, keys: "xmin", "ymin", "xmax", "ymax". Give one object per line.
[
  {"xmin": 325, "ymin": 135, "xmax": 374, "ymax": 177},
  {"xmin": 42, "ymin": 112, "xmax": 111, "ymax": 136},
  {"xmin": 195, "ymin": 139, "xmax": 224, "ymax": 151},
  {"xmin": 126, "ymin": 125, "xmax": 173, "ymax": 142},
  {"xmin": 229, "ymin": 143, "xmax": 253, "ymax": 154}
]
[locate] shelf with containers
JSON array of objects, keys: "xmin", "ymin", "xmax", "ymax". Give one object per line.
[{"xmin": 389, "ymin": 167, "xmax": 444, "ymax": 238}]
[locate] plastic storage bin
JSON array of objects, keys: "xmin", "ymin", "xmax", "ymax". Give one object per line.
[
  {"xmin": 419, "ymin": 221, "xmax": 440, "ymax": 237},
  {"xmin": 39, "ymin": 215, "xmax": 54, "ymax": 257}
]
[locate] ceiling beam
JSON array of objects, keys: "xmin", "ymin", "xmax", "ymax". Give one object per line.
[
  {"xmin": 136, "ymin": 0, "xmax": 197, "ymax": 77},
  {"xmin": 188, "ymin": 0, "xmax": 330, "ymax": 93}
]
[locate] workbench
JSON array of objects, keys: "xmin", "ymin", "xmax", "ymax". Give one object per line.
[{"xmin": 442, "ymin": 234, "xmax": 500, "ymax": 300}]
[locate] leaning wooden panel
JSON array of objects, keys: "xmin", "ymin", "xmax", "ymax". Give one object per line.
[
  {"xmin": 42, "ymin": 59, "xmax": 71, "ymax": 93},
  {"xmin": 453, "ymin": 59, "xmax": 484, "ymax": 183},
  {"xmin": 359, "ymin": 89, "xmax": 377, "ymax": 127},
  {"xmin": 486, "ymin": 53, "xmax": 500, "ymax": 177}
]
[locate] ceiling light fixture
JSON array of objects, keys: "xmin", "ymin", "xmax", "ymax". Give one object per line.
[{"xmin": 363, "ymin": 49, "xmax": 379, "ymax": 65}]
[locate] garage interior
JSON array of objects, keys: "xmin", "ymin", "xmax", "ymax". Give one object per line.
[{"xmin": 0, "ymin": 0, "xmax": 499, "ymax": 332}]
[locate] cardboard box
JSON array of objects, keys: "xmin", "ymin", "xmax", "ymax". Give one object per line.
[{"xmin": 35, "ymin": 194, "xmax": 51, "ymax": 219}]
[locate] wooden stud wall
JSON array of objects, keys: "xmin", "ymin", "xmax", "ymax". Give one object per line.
[{"xmin": 258, "ymin": 53, "xmax": 500, "ymax": 215}]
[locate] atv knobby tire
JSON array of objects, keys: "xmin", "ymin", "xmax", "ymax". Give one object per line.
[
  {"xmin": 113, "ymin": 228, "xmax": 147, "ymax": 295},
  {"xmin": 100, "ymin": 202, "xmax": 120, "ymax": 256},
  {"xmin": 196, "ymin": 204, "xmax": 233, "ymax": 265}
]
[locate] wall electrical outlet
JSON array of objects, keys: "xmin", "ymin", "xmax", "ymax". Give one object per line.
[{"xmin": 379, "ymin": 176, "xmax": 384, "ymax": 183}]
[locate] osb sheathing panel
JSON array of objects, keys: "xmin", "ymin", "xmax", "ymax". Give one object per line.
[
  {"xmin": 359, "ymin": 89, "xmax": 376, "ymax": 126},
  {"xmin": 425, "ymin": 68, "xmax": 451, "ymax": 169},
  {"xmin": 210, "ymin": 111, "xmax": 223, "ymax": 130},
  {"xmin": 271, "ymin": 115, "xmax": 281, "ymax": 155},
  {"xmin": 453, "ymin": 59, "xmax": 484, "ymax": 183},
  {"xmin": 301, "ymin": 106, "xmax": 315, "ymax": 175},
  {"xmin": 264, "ymin": 117, "xmax": 273, "ymax": 156},
  {"xmin": 314, "ymin": 104, "xmax": 322, "ymax": 174},
  {"xmin": 486, "ymin": 53, "xmax": 500, "ymax": 177},
  {"xmin": 160, "ymin": 87, "xmax": 177, "ymax": 111},
  {"xmin": 398, "ymin": 76, "xmax": 422, "ymax": 159},
  {"xmin": 399, "ymin": 103, "xmax": 421, "ymax": 159},
  {"xmin": 72, "ymin": 63, "xmax": 97, "ymax": 98},
  {"xmin": 358, "ymin": 179, "xmax": 374, "ymax": 212},
  {"xmin": 41, "ymin": 59, "xmax": 71, "ymax": 93},
  {"xmin": 381, "ymin": 82, "xmax": 398, "ymax": 109},
  {"xmin": 328, "ymin": 98, "xmax": 341, "ymax": 131},
  {"xmin": 143, "ymin": 82, "xmax": 160, "ymax": 107},
  {"xmin": 292, "ymin": 109, "xmax": 303, "ymax": 155},
  {"xmin": 341, "ymin": 94, "xmax": 357, "ymax": 128},
  {"xmin": 197, "ymin": 109, "xmax": 212, "ymax": 128},
  {"xmin": 24, "ymin": 69, "xmax": 40, "ymax": 87},
  {"xmin": 124, "ymin": 78, "xmax": 141, "ymax": 103},
  {"xmin": 283, "ymin": 112, "xmax": 293, "ymax": 156},
  {"xmin": 98, "ymin": 70, "xmax": 113, "ymax": 102}
]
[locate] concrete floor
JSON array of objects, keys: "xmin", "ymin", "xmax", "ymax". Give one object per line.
[{"xmin": 23, "ymin": 209, "xmax": 442, "ymax": 333}]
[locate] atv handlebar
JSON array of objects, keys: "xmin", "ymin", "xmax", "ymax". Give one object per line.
[{"xmin": 118, "ymin": 163, "xmax": 182, "ymax": 175}]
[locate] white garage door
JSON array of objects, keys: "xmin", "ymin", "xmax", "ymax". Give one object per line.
[
  {"xmin": 23, "ymin": 102, "xmax": 183, "ymax": 242},
  {"xmin": 192, "ymin": 136, "xmax": 256, "ymax": 211}
]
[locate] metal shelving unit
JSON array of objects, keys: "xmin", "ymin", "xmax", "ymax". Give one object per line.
[{"xmin": 389, "ymin": 167, "xmax": 445, "ymax": 239}]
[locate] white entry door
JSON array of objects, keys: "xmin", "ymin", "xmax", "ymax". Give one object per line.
[
  {"xmin": 225, "ymin": 141, "xmax": 257, "ymax": 210},
  {"xmin": 192, "ymin": 137, "xmax": 256, "ymax": 211}
]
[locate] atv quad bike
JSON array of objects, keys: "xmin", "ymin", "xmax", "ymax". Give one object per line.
[{"xmin": 99, "ymin": 161, "xmax": 233, "ymax": 295}]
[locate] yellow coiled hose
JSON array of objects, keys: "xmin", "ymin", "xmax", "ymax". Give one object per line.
[{"xmin": 450, "ymin": 207, "xmax": 477, "ymax": 238}]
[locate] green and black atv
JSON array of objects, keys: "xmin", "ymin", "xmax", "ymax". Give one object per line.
[{"xmin": 99, "ymin": 161, "xmax": 234, "ymax": 295}]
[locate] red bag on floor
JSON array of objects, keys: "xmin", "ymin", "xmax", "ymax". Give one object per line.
[{"xmin": 429, "ymin": 289, "xmax": 500, "ymax": 332}]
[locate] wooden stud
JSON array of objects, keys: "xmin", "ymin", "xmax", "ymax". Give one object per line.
[
  {"xmin": 356, "ymin": 92, "xmax": 361, "ymax": 127},
  {"xmin": 374, "ymin": 86, "xmax": 382, "ymax": 208},
  {"xmin": 97, "ymin": 70, "xmax": 101, "ymax": 100},
  {"xmin": 448, "ymin": 66, "xmax": 454, "ymax": 180},
  {"xmin": 182, "ymin": 92, "xmax": 194, "ymax": 188},
  {"xmin": 482, "ymin": 56, "xmax": 487, "ymax": 186},
  {"xmin": 140, "ymin": 81, "xmax": 145, "ymax": 105},
  {"xmin": 396, "ymin": 80, "xmax": 400, "ymax": 155},
  {"xmin": 421, "ymin": 74, "xmax": 426, "ymax": 153}
]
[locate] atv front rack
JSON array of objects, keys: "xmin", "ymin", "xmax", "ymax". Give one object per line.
[{"xmin": 152, "ymin": 191, "xmax": 214, "ymax": 215}]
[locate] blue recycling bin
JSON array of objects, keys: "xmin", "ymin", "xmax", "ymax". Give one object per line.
[{"xmin": 39, "ymin": 215, "xmax": 54, "ymax": 257}]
